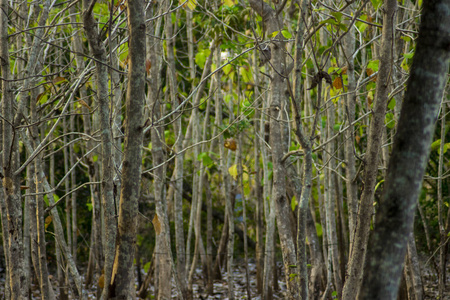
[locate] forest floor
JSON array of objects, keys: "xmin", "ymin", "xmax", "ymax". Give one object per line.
[{"xmin": 0, "ymin": 259, "xmax": 447, "ymax": 299}]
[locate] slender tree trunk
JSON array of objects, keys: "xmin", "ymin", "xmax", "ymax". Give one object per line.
[
  {"xmin": 407, "ymin": 231, "xmax": 423, "ymax": 300},
  {"xmin": 1, "ymin": 1, "xmax": 26, "ymax": 296},
  {"xmin": 81, "ymin": 2, "xmax": 117, "ymax": 297},
  {"xmin": 238, "ymin": 125, "xmax": 251, "ymax": 300},
  {"xmin": 437, "ymin": 97, "xmax": 446, "ymax": 299},
  {"xmin": 248, "ymin": 1, "xmax": 298, "ymax": 298},
  {"xmin": 109, "ymin": 0, "xmax": 146, "ymax": 297},
  {"xmin": 342, "ymin": 0, "xmax": 397, "ymax": 297},
  {"xmin": 342, "ymin": 7, "xmax": 359, "ymax": 244},
  {"xmin": 165, "ymin": 11, "xmax": 189, "ymax": 299}
]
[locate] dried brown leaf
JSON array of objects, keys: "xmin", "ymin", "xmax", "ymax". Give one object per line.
[
  {"xmin": 333, "ymin": 77, "xmax": 343, "ymax": 89},
  {"xmin": 146, "ymin": 59, "xmax": 151, "ymax": 75},
  {"xmin": 79, "ymin": 99, "xmax": 91, "ymax": 111},
  {"xmin": 152, "ymin": 214, "xmax": 161, "ymax": 235},
  {"xmin": 53, "ymin": 76, "xmax": 66, "ymax": 84},
  {"xmin": 224, "ymin": 138, "xmax": 237, "ymax": 151}
]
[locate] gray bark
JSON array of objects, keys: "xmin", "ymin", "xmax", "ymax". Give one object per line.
[
  {"xmin": 81, "ymin": 2, "xmax": 116, "ymax": 297},
  {"xmin": 109, "ymin": 0, "xmax": 146, "ymax": 297},
  {"xmin": 165, "ymin": 11, "xmax": 189, "ymax": 299},
  {"xmin": 342, "ymin": 0, "xmax": 397, "ymax": 297},
  {"xmin": 1, "ymin": 0, "xmax": 26, "ymax": 296},
  {"xmin": 248, "ymin": 1, "xmax": 299, "ymax": 298},
  {"xmin": 342, "ymin": 4, "xmax": 358, "ymax": 245}
]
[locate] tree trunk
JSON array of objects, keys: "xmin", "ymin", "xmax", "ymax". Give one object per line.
[
  {"xmin": 342, "ymin": 0, "xmax": 397, "ymax": 297},
  {"xmin": 109, "ymin": 0, "xmax": 146, "ymax": 297},
  {"xmin": 1, "ymin": 0, "xmax": 26, "ymax": 296},
  {"xmin": 248, "ymin": 1, "xmax": 299, "ymax": 298},
  {"xmin": 81, "ymin": 2, "xmax": 117, "ymax": 296}
]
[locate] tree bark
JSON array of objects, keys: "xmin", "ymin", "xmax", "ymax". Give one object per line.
[
  {"xmin": 1, "ymin": 1, "xmax": 26, "ymax": 297},
  {"xmin": 81, "ymin": 2, "xmax": 116, "ymax": 297},
  {"xmin": 248, "ymin": 1, "xmax": 299, "ymax": 298},
  {"xmin": 109, "ymin": 0, "xmax": 146, "ymax": 297},
  {"xmin": 342, "ymin": 0, "xmax": 397, "ymax": 297}
]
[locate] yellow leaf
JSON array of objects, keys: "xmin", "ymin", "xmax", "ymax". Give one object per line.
[
  {"xmin": 228, "ymin": 164, "xmax": 238, "ymax": 180},
  {"xmin": 152, "ymin": 214, "xmax": 161, "ymax": 235},
  {"xmin": 224, "ymin": 0, "xmax": 236, "ymax": 6},
  {"xmin": 183, "ymin": 0, "xmax": 197, "ymax": 10}
]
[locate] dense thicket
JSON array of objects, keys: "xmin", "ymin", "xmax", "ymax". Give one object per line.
[{"xmin": 0, "ymin": 0, "xmax": 449, "ymax": 299}]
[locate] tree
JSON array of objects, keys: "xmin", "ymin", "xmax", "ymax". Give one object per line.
[{"xmin": 108, "ymin": 0, "xmax": 146, "ymax": 298}]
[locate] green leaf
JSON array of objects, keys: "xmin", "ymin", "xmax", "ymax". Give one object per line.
[
  {"xmin": 291, "ymin": 195, "xmax": 297, "ymax": 211},
  {"xmin": 330, "ymin": 12, "xmax": 343, "ymax": 22},
  {"xmin": 443, "ymin": 143, "xmax": 450, "ymax": 154},
  {"xmin": 339, "ymin": 23, "xmax": 348, "ymax": 31},
  {"xmin": 385, "ymin": 113, "xmax": 395, "ymax": 129},
  {"xmin": 198, "ymin": 152, "xmax": 214, "ymax": 168},
  {"xmin": 374, "ymin": 180, "xmax": 384, "ymax": 192},
  {"xmin": 224, "ymin": 94, "xmax": 233, "ymax": 104},
  {"xmin": 281, "ymin": 29, "xmax": 292, "ymax": 39},
  {"xmin": 223, "ymin": 64, "xmax": 232, "ymax": 75},
  {"xmin": 431, "ymin": 139, "xmax": 441, "ymax": 151},
  {"xmin": 370, "ymin": 0, "xmax": 382, "ymax": 9},
  {"xmin": 403, "ymin": 52, "xmax": 414, "ymax": 59},
  {"xmin": 401, "ymin": 36, "xmax": 411, "ymax": 42},
  {"xmin": 86, "ymin": 202, "xmax": 93, "ymax": 212},
  {"xmin": 270, "ymin": 30, "xmax": 279, "ymax": 38},
  {"xmin": 367, "ymin": 60, "xmax": 380, "ymax": 72},
  {"xmin": 319, "ymin": 18, "xmax": 338, "ymax": 26},
  {"xmin": 315, "ymin": 222, "xmax": 323, "ymax": 238},
  {"xmin": 388, "ymin": 98, "xmax": 396, "ymax": 110},
  {"xmin": 195, "ymin": 49, "xmax": 211, "ymax": 69},
  {"xmin": 356, "ymin": 15, "xmax": 369, "ymax": 33},
  {"xmin": 239, "ymin": 66, "xmax": 253, "ymax": 83},
  {"xmin": 144, "ymin": 261, "xmax": 151, "ymax": 273}
]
